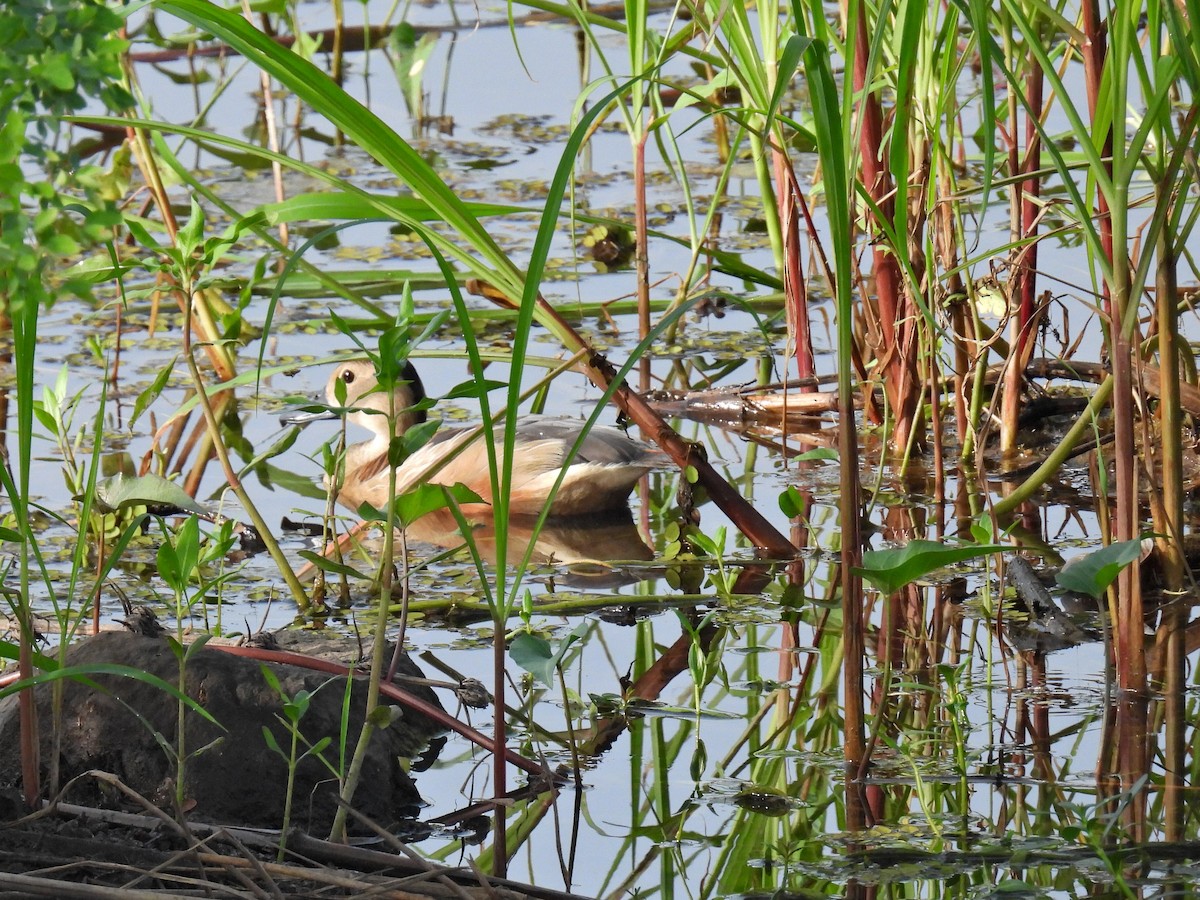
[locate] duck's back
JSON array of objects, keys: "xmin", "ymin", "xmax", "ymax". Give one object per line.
[{"xmin": 416, "ymin": 417, "xmax": 662, "ymax": 517}]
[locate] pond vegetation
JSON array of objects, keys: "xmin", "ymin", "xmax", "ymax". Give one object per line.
[{"xmin": 2, "ymin": 0, "xmax": 1200, "ymax": 895}]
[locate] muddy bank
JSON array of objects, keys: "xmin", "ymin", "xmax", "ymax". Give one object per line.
[{"xmin": 0, "ymin": 630, "xmax": 445, "ymax": 833}]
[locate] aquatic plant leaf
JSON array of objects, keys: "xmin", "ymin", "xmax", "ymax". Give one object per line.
[
  {"xmin": 442, "ymin": 378, "xmax": 507, "ymax": 401},
  {"xmin": 296, "ymin": 552, "xmax": 365, "ymax": 579},
  {"xmin": 765, "ymin": 35, "xmax": 812, "ymax": 133},
  {"xmin": 509, "ymin": 633, "xmax": 555, "ymax": 687},
  {"xmin": 856, "ymin": 540, "xmax": 1006, "ymax": 595},
  {"xmin": 795, "ymin": 448, "xmax": 838, "ymax": 462},
  {"xmin": 389, "ymin": 420, "xmax": 442, "ymax": 467},
  {"xmin": 690, "ymin": 739, "xmax": 707, "ymax": 782},
  {"xmin": 1055, "ymin": 538, "xmax": 1147, "ymax": 599},
  {"xmin": 368, "ymin": 705, "xmax": 403, "ymax": 728},
  {"xmin": 261, "ymin": 726, "xmax": 283, "ymax": 756},
  {"xmin": 258, "ymin": 191, "xmax": 524, "ymax": 226},
  {"xmin": 0, "ymin": 640, "xmax": 60, "ymax": 671},
  {"xmin": 260, "ymin": 464, "xmax": 327, "ymax": 500},
  {"xmin": 778, "ymin": 485, "xmax": 805, "ymax": 518},
  {"xmin": 510, "ymin": 621, "xmax": 590, "ymax": 687},
  {"xmin": 131, "ymin": 359, "xmax": 176, "ymax": 430},
  {"xmin": 388, "ymin": 23, "xmax": 438, "ymax": 113},
  {"xmin": 360, "ymin": 482, "xmax": 484, "ymax": 528},
  {"xmin": 93, "ymin": 472, "xmax": 206, "ymax": 515},
  {"xmin": 621, "ymin": 699, "xmax": 741, "ymax": 720},
  {"xmin": 671, "ymin": 69, "xmax": 737, "ymax": 112},
  {"xmin": 733, "ymin": 783, "xmax": 798, "ymax": 816}
]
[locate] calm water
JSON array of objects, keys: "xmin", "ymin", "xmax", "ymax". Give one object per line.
[{"xmin": 5, "ymin": 2, "xmax": 1200, "ymax": 897}]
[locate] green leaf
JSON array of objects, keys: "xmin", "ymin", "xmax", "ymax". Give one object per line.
[
  {"xmin": 93, "ymin": 472, "xmax": 206, "ymax": 515},
  {"xmin": 258, "ymin": 663, "xmax": 283, "ymax": 696},
  {"xmin": 689, "ymin": 738, "xmax": 707, "ymax": 782},
  {"xmin": 1056, "ymin": 538, "xmax": 1146, "ymax": 599},
  {"xmin": 43, "ymin": 233, "xmax": 79, "ymax": 256},
  {"xmin": 257, "ymin": 191, "xmax": 524, "ymax": 227},
  {"xmin": 261, "ymin": 725, "xmax": 283, "ymax": 755},
  {"xmin": 308, "ymin": 736, "xmax": 332, "ymax": 755},
  {"xmin": 856, "ymin": 539, "xmax": 1006, "ymax": 595},
  {"xmin": 177, "ymin": 196, "xmax": 206, "ymax": 257},
  {"xmin": 172, "ymin": 515, "xmax": 202, "ymax": 587},
  {"xmin": 156, "ymin": 539, "xmax": 181, "ymax": 593},
  {"xmin": 509, "ymin": 621, "xmax": 590, "ymax": 687},
  {"xmin": 296, "ymin": 551, "xmax": 367, "ymax": 579},
  {"xmin": 368, "ymin": 705, "xmax": 403, "ymax": 728},
  {"xmin": 131, "ymin": 359, "xmax": 176, "ymax": 429},
  {"xmin": 284, "ymin": 689, "xmax": 312, "ymax": 722},
  {"xmin": 778, "ymin": 485, "xmax": 805, "ymax": 518},
  {"xmin": 0, "ymin": 661, "xmax": 224, "ymax": 729},
  {"xmin": 391, "ymin": 482, "xmax": 484, "ymax": 527},
  {"xmin": 764, "ymin": 35, "xmax": 812, "ymax": 134},
  {"xmin": 994, "ymin": 880, "xmax": 1035, "ymax": 894},
  {"xmin": 34, "ymin": 54, "xmax": 75, "ymax": 91},
  {"xmin": 671, "ymin": 69, "xmax": 737, "ymax": 112},
  {"xmin": 442, "ymin": 378, "xmax": 508, "ymax": 401},
  {"xmin": 393, "ymin": 418, "xmax": 441, "ymax": 461},
  {"xmin": 509, "ymin": 632, "xmax": 556, "ymax": 687}
]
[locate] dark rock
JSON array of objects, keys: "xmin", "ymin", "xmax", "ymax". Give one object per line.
[{"xmin": 0, "ymin": 631, "xmax": 444, "ymax": 834}]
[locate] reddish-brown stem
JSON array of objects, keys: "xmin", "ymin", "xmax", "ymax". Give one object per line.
[
  {"xmin": 773, "ymin": 149, "xmax": 814, "ymax": 386},
  {"xmin": 18, "ymin": 632, "xmax": 38, "ymax": 808},
  {"xmin": 1081, "ymin": 1, "xmax": 1142, "ymax": 696},
  {"xmin": 492, "ymin": 626, "xmax": 508, "ymax": 876},
  {"xmin": 1001, "ymin": 56, "xmax": 1043, "ymax": 450},
  {"xmin": 851, "ymin": 4, "xmax": 917, "ymax": 453}
]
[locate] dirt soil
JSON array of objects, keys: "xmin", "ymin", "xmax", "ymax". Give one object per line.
[{"xmin": 0, "ymin": 629, "xmax": 443, "ymax": 833}]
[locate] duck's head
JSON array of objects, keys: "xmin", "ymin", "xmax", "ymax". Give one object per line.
[{"xmin": 284, "ymin": 359, "xmax": 428, "ymax": 438}]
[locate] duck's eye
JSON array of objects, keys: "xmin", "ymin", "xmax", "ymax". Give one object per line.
[{"xmin": 340, "ymin": 369, "xmax": 356, "ymax": 385}]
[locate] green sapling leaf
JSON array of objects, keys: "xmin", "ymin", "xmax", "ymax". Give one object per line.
[
  {"xmin": 509, "ymin": 633, "xmax": 555, "ymax": 687},
  {"xmin": 262, "ymin": 726, "xmax": 283, "ymax": 755},
  {"xmin": 1055, "ymin": 538, "xmax": 1147, "ymax": 599},
  {"xmin": 778, "ymin": 485, "xmax": 805, "ymax": 518},
  {"xmin": 94, "ymin": 472, "xmax": 206, "ymax": 515},
  {"xmin": 856, "ymin": 539, "xmax": 1006, "ymax": 595}
]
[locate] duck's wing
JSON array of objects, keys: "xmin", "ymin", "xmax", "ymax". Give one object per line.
[
  {"xmin": 400, "ymin": 418, "xmax": 666, "ymax": 516},
  {"xmin": 510, "ymin": 417, "xmax": 664, "ymax": 468}
]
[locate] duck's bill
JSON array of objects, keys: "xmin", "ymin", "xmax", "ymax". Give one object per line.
[{"xmin": 281, "ymin": 405, "xmax": 340, "ymax": 426}]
